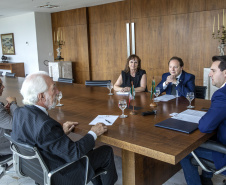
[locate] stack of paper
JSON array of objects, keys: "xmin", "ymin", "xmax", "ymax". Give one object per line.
[
  {"xmin": 116, "ymin": 91, "xmax": 129, "ymax": 95},
  {"xmin": 154, "ymin": 94, "xmax": 176, "ymax": 102},
  {"xmin": 89, "ymin": 115, "xmax": 119, "ymax": 126},
  {"xmin": 171, "ymin": 109, "xmax": 206, "ymax": 124}
]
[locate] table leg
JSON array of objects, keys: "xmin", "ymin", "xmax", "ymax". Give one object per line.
[{"xmin": 122, "ymin": 149, "xmax": 181, "ymax": 185}]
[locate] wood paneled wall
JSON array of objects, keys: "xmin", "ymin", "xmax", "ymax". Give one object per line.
[
  {"xmin": 51, "ymin": 8, "xmax": 90, "ymax": 84},
  {"xmin": 51, "ymin": 0, "xmax": 226, "ymax": 88}
]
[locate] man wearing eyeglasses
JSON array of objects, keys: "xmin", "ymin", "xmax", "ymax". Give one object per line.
[
  {"xmin": 0, "ymin": 78, "xmax": 18, "ymax": 156},
  {"xmin": 156, "ymin": 56, "xmax": 195, "ymax": 97}
]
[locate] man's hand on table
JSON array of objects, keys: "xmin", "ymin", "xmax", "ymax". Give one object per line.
[
  {"xmin": 63, "ymin": 121, "xmax": 78, "ymax": 135},
  {"xmin": 91, "ymin": 123, "xmax": 107, "ymax": 136}
]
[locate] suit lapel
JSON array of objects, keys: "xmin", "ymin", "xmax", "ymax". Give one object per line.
[{"xmin": 179, "ymin": 70, "xmax": 185, "ymax": 84}]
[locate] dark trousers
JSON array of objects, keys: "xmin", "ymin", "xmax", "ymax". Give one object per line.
[
  {"xmin": 87, "ymin": 145, "xmax": 118, "ymax": 185},
  {"xmin": 180, "ymin": 147, "xmax": 213, "ymax": 185}
]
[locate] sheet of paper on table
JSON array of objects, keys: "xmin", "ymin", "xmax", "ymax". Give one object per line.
[
  {"xmin": 116, "ymin": 91, "xmax": 129, "ymax": 95},
  {"xmin": 89, "ymin": 115, "xmax": 119, "ymax": 126},
  {"xmin": 171, "ymin": 109, "xmax": 206, "ymax": 124},
  {"xmin": 154, "ymin": 94, "xmax": 176, "ymax": 102}
]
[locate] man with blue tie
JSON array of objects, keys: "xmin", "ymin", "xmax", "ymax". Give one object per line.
[
  {"xmin": 156, "ymin": 56, "xmax": 195, "ymax": 97},
  {"xmin": 180, "ymin": 55, "xmax": 226, "ymax": 185}
]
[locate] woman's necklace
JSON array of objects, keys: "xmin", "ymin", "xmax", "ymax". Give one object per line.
[{"xmin": 130, "ymin": 70, "xmax": 136, "ymax": 77}]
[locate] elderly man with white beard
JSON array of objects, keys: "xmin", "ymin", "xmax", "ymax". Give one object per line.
[{"xmin": 11, "ymin": 71, "xmax": 118, "ymax": 185}]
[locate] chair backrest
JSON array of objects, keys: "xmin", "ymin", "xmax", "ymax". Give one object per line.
[
  {"xmin": 4, "ymin": 133, "xmax": 48, "ymax": 185},
  {"xmin": 0, "ymin": 71, "xmax": 3, "ymax": 77},
  {"xmin": 5, "ymin": 72, "xmax": 16, "ymax": 78},
  {"xmin": 85, "ymin": 80, "xmax": 111, "ymax": 87},
  {"xmin": 58, "ymin": 78, "xmax": 74, "ymax": 83},
  {"xmin": 195, "ymin": 86, "xmax": 207, "ymax": 99}
]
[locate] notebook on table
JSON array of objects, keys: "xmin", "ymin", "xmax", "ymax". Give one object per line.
[{"xmin": 155, "ymin": 118, "xmax": 198, "ymax": 134}]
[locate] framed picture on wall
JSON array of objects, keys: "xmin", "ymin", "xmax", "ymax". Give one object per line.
[{"xmin": 1, "ymin": 33, "xmax": 15, "ymax": 55}]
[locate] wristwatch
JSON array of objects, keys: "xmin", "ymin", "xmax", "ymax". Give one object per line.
[{"xmin": 10, "ymin": 101, "xmax": 17, "ymax": 105}]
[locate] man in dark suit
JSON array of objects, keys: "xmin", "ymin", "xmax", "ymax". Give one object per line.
[
  {"xmin": 180, "ymin": 55, "xmax": 226, "ymax": 185},
  {"xmin": 11, "ymin": 71, "xmax": 118, "ymax": 185},
  {"xmin": 0, "ymin": 78, "xmax": 18, "ymax": 156},
  {"xmin": 156, "ymin": 56, "xmax": 195, "ymax": 97}
]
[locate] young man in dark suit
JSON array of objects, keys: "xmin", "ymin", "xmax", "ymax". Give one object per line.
[
  {"xmin": 11, "ymin": 71, "xmax": 118, "ymax": 185},
  {"xmin": 180, "ymin": 55, "xmax": 226, "ymax": 185},
  {"xmin": 156, "ymin": 56, "xmax": 195, "ymax": 97}
]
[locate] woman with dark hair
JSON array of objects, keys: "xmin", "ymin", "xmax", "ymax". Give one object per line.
[{"xmin": 114, "ymin": 55, "xmax": 147, "ymax": 92}]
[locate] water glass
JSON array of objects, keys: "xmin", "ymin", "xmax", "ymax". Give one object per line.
[
  {"xmin": 56, "ymin": 91, "xmax": 63, "ymax": 106},
  {"xmin": 107, "ymin": 82, "xmax": 114, "ymax": 95},
  {"xmin": 154, "ymin": 87, "xmax": 160, "ymax": 102},
  {"xmin": 118, "ymin": 99, "xmax": 128, "ymax": 118},
  {"xmin": 186, "ymin": 92, "xmax": 194, "ymax": 108}
]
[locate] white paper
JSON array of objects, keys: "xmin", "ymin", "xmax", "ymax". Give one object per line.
[
  {"xmin": 169, "ymin": 112, "xmax": 178, "ymax": 117},
  {"xmin": 171, "ymin": 109, "xmax": 206, "ymax": 124},
  {"xmin": 154, "ymin": 94, "xmax": 176, "ymax": 102},
  {"xmin": 116, "ymin": 91, "xmax": 129, "ymax": 95},
  {"xmin": 89, "ymin": 115, "xmax": 119, "ymax": 126}
]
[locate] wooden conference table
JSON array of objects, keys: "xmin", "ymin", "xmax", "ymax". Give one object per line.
[{"xmin": 2, "ymin": 77, "xmax": 214, "ymax": 185}]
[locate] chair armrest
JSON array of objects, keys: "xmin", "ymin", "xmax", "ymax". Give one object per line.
[
  {"xmin": 200, "ymin": 140, "xmax": 226, "ymax": 154},
  {"xmin": 48, "ymin": 155, "xmax": 89, "ymax": 180},
  {"xmin": 10, "ymin": 144, "xmax": 37, "ymax": 159},
  {"xmin": 92, "ymin": 169, "xmax": 107, "ymax": 179}
]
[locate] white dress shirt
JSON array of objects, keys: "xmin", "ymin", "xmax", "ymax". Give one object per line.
[{"xmin": 162, "ymin": 72, "xmax": 182, "ymax": 90}]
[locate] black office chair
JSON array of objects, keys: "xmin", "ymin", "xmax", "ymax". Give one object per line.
[
  {"xmin": 0, "ymin": 71, "xmax": 3, "ymax": 76},
  {"xmin": 85, "ymin": 80, "xmax": 111, "ymax": 87},
  {"xmin": 191, "ymin": 140, "xmax": 226, "ymax": 184},
  {"xmin": 58, "ymin": 78, "xmax": 74, "ymax": 83},
  {"xmin": 0, "ymin": 154, "xmax": 13, "ymax": 179},
  {"xmin": 5, "ymin": 72, "xmax": 16, "ymax": 78},
  {"xmin": 4, "ymin": 133, "xmax": 107, "ymax": 185},
  {"xmin": 195, "ymin": 86, "xmax": 207, "ymax": 99}
]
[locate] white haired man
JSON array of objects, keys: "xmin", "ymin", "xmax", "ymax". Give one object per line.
[{"xmin": 11, "ymin": 71, "xmax": 118, "ymax": 185}]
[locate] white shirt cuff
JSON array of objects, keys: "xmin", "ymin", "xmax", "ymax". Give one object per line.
[
  {"xmin": 163, "ymin": 82, "xmax": 168, "ymax": 90},
  {"xmin": 88, "ymin": 131, "xmax": 97, "ymax": 140}
]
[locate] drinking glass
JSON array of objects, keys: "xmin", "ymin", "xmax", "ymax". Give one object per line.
[
  {"xmin": 56, "ymin": 91, "xmax": 63, "ymax": 106},
  {"xmin": 154, "ymin": 87, "xmax": 160, "ymax": 102},
  {"xmin": 118, "ymin": 99, "xmax": 128, "ymax": 118},
  {"xmin": 186, "ymin": 92, "xmax": 194, "ymax": 108},
  {"xmin": 107, "ymin": 82, "xmax": 114, "ymax": 95}
]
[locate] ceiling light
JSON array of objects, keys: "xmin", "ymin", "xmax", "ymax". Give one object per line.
[{"xmin": 37, "ymin": 2, "xmax": 59, "ymax": 9}]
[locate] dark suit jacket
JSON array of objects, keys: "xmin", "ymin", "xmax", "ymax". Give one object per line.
[
  {"xmin": 156, "ymin": 70, "xmax": 195, "ymax": 97},
  {"xmin": 199, "ymin": 85, "xmax": 226, "ymax": 175},
  {"xmin": 11, "ymin": 105, "xmax": 95, "ymax": 185},
  {"xmin": 0, "ymin": 102, "xmax": 18, "ymax": 155}
]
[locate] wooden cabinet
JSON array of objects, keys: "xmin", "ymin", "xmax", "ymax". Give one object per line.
[
  {"xmin": 0, "ymin": 63, "xmax": 25, "ymax": 77},
  {"xmin": 48, "ymin": 61, "xmax": 73, "ymax": 81}
]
